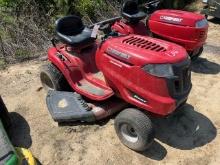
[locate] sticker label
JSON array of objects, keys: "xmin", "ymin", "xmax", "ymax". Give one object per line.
[
  {"xmin": 165, "ymin": 50, "xmax": 179, "ymax": 57},
  {"xmin": 91, "ymin": 24, "xmax": 100, "ymax": 38},
  {"xmin": 106, "ymin": 48, "xmax": 130, "ymax": 60}
]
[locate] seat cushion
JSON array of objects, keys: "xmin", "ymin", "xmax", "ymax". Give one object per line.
[
  {"xmin": 122, "ymin": 11, "xmax": 147, "ymax": 22},
  {"xmin": 57, "ymin": 27, "xmax": 95, "ymax": 47},
  {"xmin": 55, "ymin": 15, "xmax": 95, "ymax": 47}
]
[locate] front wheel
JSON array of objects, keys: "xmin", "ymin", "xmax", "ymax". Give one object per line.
[
  {"xmin": 191, "ymin": 46, "xmax": 204, "ymax": 61},
  {"xmin": 114, "ymin": 108, "xmax": 155, "ymax": 151}
]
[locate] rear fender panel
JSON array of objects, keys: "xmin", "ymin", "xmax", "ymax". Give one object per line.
[{"xmin": 149, "ymin": 10, "xmax": 208, "ymax": 51}]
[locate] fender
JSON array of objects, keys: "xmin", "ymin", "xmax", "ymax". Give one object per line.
[
  {"xmin": 47, "ymin": 47, "xmax": 67, "ymax": 74},
  {"xmin": 112, "ymin": 20, "xmax": 147, "ymax": 35}
]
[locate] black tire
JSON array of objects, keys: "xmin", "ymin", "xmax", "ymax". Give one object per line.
[
  {"xmin": 0, "ymin": 96, "xmax": 11, "ymax": 129},
  {"xmin": 191, "ymin": 46, "xmax": 203, "ymax": 61},
  {"xmin": 114, "ymin": 108, "xmax": 155, "ymax": 151},
  {"xmin": 40, "ymin": 63, "xmax": 69, "ymax": 91}
]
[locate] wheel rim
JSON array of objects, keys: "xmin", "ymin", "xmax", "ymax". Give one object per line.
[
  {"xmin": 120, "ymin": 123, "xmax": 138, "ymax": 143},
  {"xmin": 40, "ymin": 73, "xmax": 54, "ymax": 90}
]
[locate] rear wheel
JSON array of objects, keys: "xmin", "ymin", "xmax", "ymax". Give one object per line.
[
  {"xmin": 114, "ymin": 108, "xmax": 154, "ymax": 151},
  {"xmin": 40, "ymin": 63, "xmax": 70, "ymax": 91}
]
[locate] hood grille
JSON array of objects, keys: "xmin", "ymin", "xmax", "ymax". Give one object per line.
[{"xmin": 122, "ymin": 36, "xmax": 166, "ymax": 52}]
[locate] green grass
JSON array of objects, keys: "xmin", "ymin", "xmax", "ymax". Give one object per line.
[{"xmin": 0, "ymin": 11, "xmax": 15, "ymax": 24}]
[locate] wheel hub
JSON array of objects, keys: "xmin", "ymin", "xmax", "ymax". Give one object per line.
[
  {"xmin": 41, "ymin": 73, "xmax": 54, "ymax": 90},
  {"xmin": 120, "ymin": 123, "xmax": 138, "ymax": 143}
]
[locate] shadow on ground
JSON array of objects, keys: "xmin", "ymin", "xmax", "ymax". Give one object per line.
[
  {"xmin": 153, "ymin": 104, "xmax": 217, "ymax": 150},
  {"xmin": 192, "ymin": 57, "xmax": 220, "ymax": 74},
  {"xmin": 35, "ymin": 158, "xmax": 43, "ymax": 165},
  {"xmin": 8, "ymin": 112, "xmax": 32, "ymax": 148},
  {"xmin": 208, "ymin": 17, "xmax": 220, "ymax": 24},
  {"xmin": 58, "ymin": 117, "xmax": 110, "ymax": 127},
  {"xmin": 140, "ymin": 140, "xmax": 167, "ymax": 161}
]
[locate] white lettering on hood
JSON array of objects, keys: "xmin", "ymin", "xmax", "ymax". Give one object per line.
[{"xmin": 160, "ymin": 16, "xmax": 183, "ymax": 23}]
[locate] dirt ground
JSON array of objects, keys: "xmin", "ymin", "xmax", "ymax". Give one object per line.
[{"xmin": 0, "ymin": 18, "xmax": 220, "ymax": 165}]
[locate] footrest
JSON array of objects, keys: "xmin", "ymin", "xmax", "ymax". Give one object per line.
[
  {"xmin": 46, "ymin": 91, "xmax": 96, "ymax": 123},
  {"xmin": 76, "ymin": 79, "xmax": 113, "ymax": 100}
]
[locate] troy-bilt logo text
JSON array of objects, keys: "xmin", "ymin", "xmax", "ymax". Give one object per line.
[
  {"xmin": 106, "ymin": 48, "xmax": 130, "ymax": 60},
  {"xmin": 160, "ymin": 16, "xmax": 183, "ymax": 23}
]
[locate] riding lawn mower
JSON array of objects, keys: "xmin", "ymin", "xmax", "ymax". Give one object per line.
[
  {"xmin": 40, "ymin": 12, "xmax": 192, "ymax": 151},
  {"xmin": 110, "ymin": 0, "xmax": 208, "ymax": 60}
]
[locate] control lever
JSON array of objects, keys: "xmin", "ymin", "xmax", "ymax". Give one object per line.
[{"xmin": 91, "ymin": 24, "xmax": 100, "ymax": 38}]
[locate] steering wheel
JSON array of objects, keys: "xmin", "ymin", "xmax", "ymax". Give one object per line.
[{"xmin": 143, "ymin": 0, "xmax": 162, "ymax": 14}]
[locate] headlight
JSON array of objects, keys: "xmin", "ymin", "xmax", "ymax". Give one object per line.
[
  {"xmin": 195, "ymin": 19, "xmax": 208, "ymax": 28},
  {"xmin": 142, "ymin": 64, "xmax": 174, "ymax": 78}
]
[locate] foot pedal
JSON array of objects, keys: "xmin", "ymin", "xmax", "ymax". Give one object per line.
[{"xmin": 46, "ymin": 91, "xmax": 95, "ymax": 123}]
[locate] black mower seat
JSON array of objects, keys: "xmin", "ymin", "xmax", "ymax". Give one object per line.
[
  {"xmin": 122, "ymin": 0, "xmax": 147, "ymax": 23},
  {"xmin": 56, "ymin": 15, "xmax": 95, "ymax": 47}
]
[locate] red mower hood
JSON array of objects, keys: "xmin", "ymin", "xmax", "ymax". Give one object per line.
[
  {"xmin": 102, "ymin": 35, "xmax": 188, "ymax": 66},
  {"xmin": 150, "ymin": 9, "xmax": 206, "ymax": 27}
]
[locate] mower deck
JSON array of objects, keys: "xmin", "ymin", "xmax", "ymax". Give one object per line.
[
  {"xmin": 46, "ymin": 90, "xmax": 128, "ymax": 123},
  {"xmin": 46, "ymin": 91, "xmax": 95, "ymax": 123}
]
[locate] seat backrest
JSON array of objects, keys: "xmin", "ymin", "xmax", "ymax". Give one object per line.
[
  {"xmin": 56, "ymin": 15, "xmax": 85, "ymax": 36},
  {"xmin": 122, "ymin": 0, "xmax": 139, "ymax": 15},
  {"xmin": 121, "ymin": 0, "xmax": 146, "ymax": 24}
]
